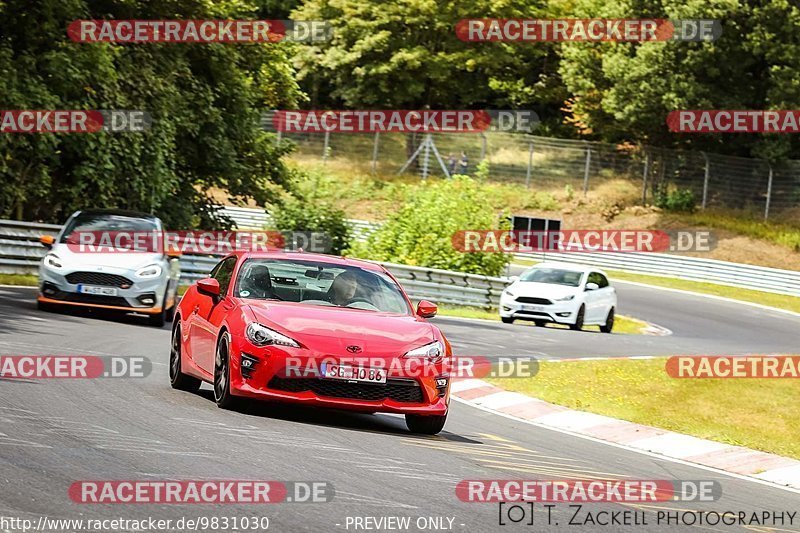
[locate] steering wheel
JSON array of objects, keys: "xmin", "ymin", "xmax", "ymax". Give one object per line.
[{"xmin": 344, "ymin": 298, "xmax": 379, "ymax": 310}]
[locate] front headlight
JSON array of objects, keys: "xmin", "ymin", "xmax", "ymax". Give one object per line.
[
  {"xmin": 555, "ymin": 294, "xmax": 576, "ymax": 301},
  {"xmin": 246, "ymin": 323, "xmax": 300, "ymax": 348},
  {"xmin": 44, "ymin": 253, "xmax": 62, "ymax": 269},
  {"xmin": 502, "ymin": 289, "xmax": 515, "ymax": 298},
  {"xmin": 403, "ymin": 340, "xmax": 444, "ymax": 361},
  {"xmin": 135, "ymin": 264, "xmax": 162, "ymax": 278}
]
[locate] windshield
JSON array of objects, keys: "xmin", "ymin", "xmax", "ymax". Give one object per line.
[
  {"xmin": 235, "ymin": 258, "xmax": 412, "ymax": 314},
  {"xmin": 60, "ymin": 213, "xmax": 158, "ymax": 250},
  {"xmin": 521, "ymin": 267, "xmax": 583, "ymax": 287}
]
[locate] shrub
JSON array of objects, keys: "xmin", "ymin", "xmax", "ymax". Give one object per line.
[
  {"xmin": 655, "ymin": 185, "xmax": 696, "ymax": 213},
  {"xmin": 349, "ymin": 176, "xmax": 510, "ymax": 276}
]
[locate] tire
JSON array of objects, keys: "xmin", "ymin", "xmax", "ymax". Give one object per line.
[
  {"xmin": 149, "ymin": 286, "xmax": 169, "ymax": 327},
  {"xmin": 214, "ymin": 332, "xmax": 238, "ymax": 409},
  {"xmin": 600, "ymin": 307, "xmax": 615, "ymax": 333},
  {"xmin": 569, "ymin": 305, "xmax": 585, "ymax": 331},
  {"xmin": 501, "ymin": 316, "xmax": 514, "ymax": 324},
  {"xmin": 534, "ymin": 319, "xmax": 547, "ymax": 327},
  {"xmin": 405, "ymin": 413, "xmax": 447, "ymax": 435},
  {"xmin": 169, "ymin": 322, "xmax": 201, "ymax": 392}
]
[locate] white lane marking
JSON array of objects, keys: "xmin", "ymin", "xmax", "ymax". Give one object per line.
[
  {"xmin": 533, "ymin": 410, "xmax": 623, "ymax": 432},
  {"xmin": 449, "ymin": 379, "xmax": 489, "ymax": 393},
  {"xmin": 756, "ymin": 464, "xmax": 800, "ymax": 487},
  {"xmin": 454, "ymin": 397, "xmax": 800, "ymax": 496}
]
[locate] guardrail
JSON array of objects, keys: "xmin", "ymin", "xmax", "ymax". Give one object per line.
[
  {"xmin": 3, "ymin": 217, "xmax": 798, "ymax": 306},
  {"xmin": 514, "ymin": 250, "xmax": 800, "ymax": 298},
  {"xmin": 218, "ymin": 205, "xmax": 378, "ymax": 241}
]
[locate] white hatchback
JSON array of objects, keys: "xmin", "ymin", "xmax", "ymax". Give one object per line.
[{"xmin": 499, "ymin": 262, "xmax": 617, "ymax": 332}]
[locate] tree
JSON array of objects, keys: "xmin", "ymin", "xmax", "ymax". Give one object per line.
[{"xmin": 0, "ymin": 0, "xmax": 303, "ymax": 227}]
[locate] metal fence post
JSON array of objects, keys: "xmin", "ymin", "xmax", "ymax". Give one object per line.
[
  {"xmin": 480, "ymin": 132, "xmax": 487, "ymax": 161},
  {"xmin": 642, "ymin": 151, "xmax": 650, "ymax": 204},
  {"xmin": 702, "ymin": 152, "xmax": 710, "ymax": 209},
  {"xmin": 765, "ymin": 164, "xmax": 773, "ymax": 221},
  {"xmin": 371, "ymin": 132, "xmax": 380, "ymax": 174},
  {"xmin": 583, "ymin": 142, "xmax": 591, "ymax": 196},
  {"xmin": 322, "ymin": 131, "xmax": 330, "ymax": 164},
  {"xmin": 525, "ymin": 142, "xmax": 534, "ymax": 188},
  {"xmin": 276, "ymin": 130, "xmax": 282, "ymax": 145}
]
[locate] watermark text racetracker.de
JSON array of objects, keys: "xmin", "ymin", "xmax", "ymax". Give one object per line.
[
  {"xmin": 0, "ymin": 356, "xmax": 150, "ymax": 379},
  {"xmin": 0, "ymin": 110, "xmax": 150, "ymax": 133},
  {"xmin": 452, "ymin": 229, "xmax": 717, "ymax": 253},
  {"xmin": 67, "ymin": 230, "xmax": 332, "ymax": 254}
]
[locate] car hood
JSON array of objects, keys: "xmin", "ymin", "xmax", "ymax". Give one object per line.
[
  {"xmin": 50, "ymin": 244, "xmax": 164, "ymax": 271},
  {"xmin": 245, "ymin": 302, "xmax": 437, "ymax": 356},
  {"xmin": 512, "ymin": 281, "xmax": 580, "ymax": 299}
]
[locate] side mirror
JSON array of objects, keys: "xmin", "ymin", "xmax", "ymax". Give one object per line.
[
  {"xmin": 508, "ymin": 275, "xmax": 519, "ymax": 283},
  {"xmin": 416, "ymin": 300, "xmax": 438, "ymax": 318},
  {"xmin": 39, "ymin": 235, "xmax": 55, "ymax": 249},
  {"xmin": 585, "ymin": 282, "xmax": 599, "ymax": 291},
  {"xmin": 197, "ymin": 277, "xmax": 221, "ymax": 298}
]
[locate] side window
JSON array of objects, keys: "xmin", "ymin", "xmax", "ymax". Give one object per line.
[
  {"xmin": 588, "ymin": 272, "xmax": 601, "ymax": 286},
  {"xmin": 212, "ymin": 257, "xmax": 237, "ymax": 296},
  {"xmin": 596, "ymin": 273, "xmax": 609, "ymax": 288}
]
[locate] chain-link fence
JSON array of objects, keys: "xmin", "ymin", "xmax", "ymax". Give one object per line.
[{"xmin": 262, "ymin": 114, "xmax": 800, "ymax": 220}]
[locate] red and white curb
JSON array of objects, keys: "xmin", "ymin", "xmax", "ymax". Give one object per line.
[{"xmin": 451, "ymin": 378, "xmax": 800, "ymax": 490}]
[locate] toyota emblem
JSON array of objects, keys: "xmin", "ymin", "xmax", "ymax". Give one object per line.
[{"xmin": 346, "ymin": 345, "xmax": 362, "ymax": 354}]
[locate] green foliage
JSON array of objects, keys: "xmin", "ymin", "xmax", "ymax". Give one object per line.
[
  {"xmin": 0, "ymin": 0, "xmax": 302, "ymax": 228},
  {"xmin": 564, "ymin": 184, "xmax": 575, "ymax": 202},
  {"xmin": 473, "ymin": 159, "xmax": 490, "ymax": 181},
  {"xmin": 655, "ymin": 185, "xmax": 697, "ymax": 213},
  {"xmin": 269, "ymin": 171, "xmax": 352, "ymax": 255},
  {"xmin": 350, "ymin": 176, "xmax": 510, "ymax": 276}
]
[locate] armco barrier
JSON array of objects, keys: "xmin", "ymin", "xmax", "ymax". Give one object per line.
[
  {"xmin": 3, "ymin": 216, "xmax": 799, "ymax": 305},
  {"xmin": 515, "ymin": 250, "xmax": 800, "ymax": 298}
]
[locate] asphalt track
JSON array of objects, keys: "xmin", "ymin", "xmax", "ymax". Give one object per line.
[{"xmin": 1, "ymin": 285, "xmax": 800, "ymax": 532}]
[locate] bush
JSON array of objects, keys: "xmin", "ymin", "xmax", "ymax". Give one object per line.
[
  {"xmin": 655, "ymin": 185, "xmax": 697, "ymax": 213},
  {"xmin": 269, "ymin": 171, "xmax": 351, "ymax": 255},
  {"xmin": 349, "ymin": 176, "xmax": 510, "ymax": 276}
]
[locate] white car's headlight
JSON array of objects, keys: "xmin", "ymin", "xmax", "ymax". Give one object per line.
[
  {"xmin": 246, "ymin": 323, "xmax": 300, "ymax": 348},
  {"xmin": 502, "ymin": 289, "xmax": 515, "ymax": 298},
  {"xmin": 555, "ymin": 294, "xmax": 576, "ymax": 301},
  {"xmin": 404, "ymin": 340, "xmax": 444, "ymax": 361},
  {"xmin": 135, "ymin": 264, "xmax": 162, "ymax": 278},
  {"xmin": 44, "ymin": 253, "xmax": 62, "ymax": 269}
]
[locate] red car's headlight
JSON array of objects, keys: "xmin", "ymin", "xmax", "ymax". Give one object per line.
[
  {"xmin": 246, "ymin": 323, "xmax": 300, "ymax": 348},
  {"xmin": 403, "ymin": 341, "xmax": 444, "ymax": 361}
]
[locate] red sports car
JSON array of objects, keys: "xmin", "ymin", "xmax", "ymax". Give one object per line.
[{"xmin": 170, "ymin": 250, "xmax": 452, "ymax": 434}]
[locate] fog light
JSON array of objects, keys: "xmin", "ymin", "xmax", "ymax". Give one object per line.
[
  {"xmin": 241, "ymin": 353, "xmax": 260, "ymax": 379},
  {"xmin": 435, "ymin": 376, "xmax": 448, "ymax": 397},
  {"xmin": 137, "ymin": 293, "xmax": 157, "ymax": 306},
  {"xmin": 556, "ymin": 312, "xmax": 571, "ymax": 317},
  {"xmin": 502, "ymin": 306, "xmax": 511, "ymax": 311}
]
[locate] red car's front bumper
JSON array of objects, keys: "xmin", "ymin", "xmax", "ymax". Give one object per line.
[{"xmin": 226, "ymin": 334, "xmax": 450, "ymax": 416}]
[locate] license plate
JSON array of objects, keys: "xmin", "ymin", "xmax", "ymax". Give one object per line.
[
  {"xmin": 77, "ymin": 284, "xmax": 118, "ymax": 296},
  {"xmin": 522, "ymin": 304, "xmax": 544, "ymax": 312},
  {"xmin": 321, "ymin": 363, "xmax": 386, "ymax": 384}
]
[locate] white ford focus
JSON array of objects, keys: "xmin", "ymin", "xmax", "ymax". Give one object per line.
[{"xmin": 499, "ymin": 262, "xmax": 617, "ymax": 332}]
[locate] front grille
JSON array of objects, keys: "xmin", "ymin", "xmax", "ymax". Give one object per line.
[
  {"xmin": 65, "ymin": 271, "xmax": 133, "ymax": 288},
  {"xmin": 49, "ymin": 290, "xmax": 132, "ymax": 307},
  {"xmin": 267, "ymin": 376, "xmax": 425, "ymax": 403},
  {"xmin": 515, "ymin": 296, "xmax": 552, "ymax": 305}
]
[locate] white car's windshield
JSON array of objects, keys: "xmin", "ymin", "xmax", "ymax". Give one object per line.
[
  {"xmin": 235, "ymin": 258, "xmax": 411, "ymax": 314},
  {"xmin": 60, "ymin": 213, "xmax": 159, "ymax": 251},
  {"xmin": 521, "ymin": 268, "xmax": 583, "ymax": 287}
]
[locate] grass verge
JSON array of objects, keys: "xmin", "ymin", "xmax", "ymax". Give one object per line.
[
  {"xmin": 436, "ymin": 305, "xmax": 649, "ymax": 334},
  {"xmin": 0, "ymin": 274, "xmax": 37, "ymax": 286},
  {"xmin": 486, "ymin": 358, "xmax": 800, "ymax": 460}
]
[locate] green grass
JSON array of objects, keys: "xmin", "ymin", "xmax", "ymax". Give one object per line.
[
  {"xmin": 683, "ymin": 211, "xmax": 800, "ymax": 252},
  {"xmin": 486, "ymin": 358, "xmax": 800, "ymax": 460},
  {"xmin": 436, "ymin": 304, "xmax": 649, "ymax": 334},
  {"xmin": 0, "ymin": 274, "xmax": 37, "ymax": 286},
  {"xmin": 512, "ymin": 259, "xmax": 800, "ymax": 313}
]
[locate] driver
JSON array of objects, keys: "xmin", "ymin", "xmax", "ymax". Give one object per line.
[{"xmin": 328, "ymin": 271, "xmax": 359, "ymax": 306}]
